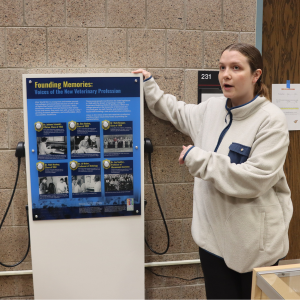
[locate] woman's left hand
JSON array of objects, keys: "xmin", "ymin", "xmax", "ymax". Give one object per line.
[
  {"xmin": 132, "ymin": 69, "xmax": 151, "ymax": 80},
  {"xmin": 179, "ymin": 145, "xmax": 193, "ymax": 165}
]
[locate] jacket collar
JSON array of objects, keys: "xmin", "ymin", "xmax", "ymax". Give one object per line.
[{"xmin": 225, "ymin": 95, "xmax": 269, "ymax": 120}]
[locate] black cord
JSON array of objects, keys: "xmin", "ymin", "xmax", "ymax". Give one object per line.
[
  {"xmin": 144, "ymin": 143, "xmax": 203, "ymax": 281},
  {"xmin": 0, "ymin": 157, "xmax": 31, "ymax": 267},
  {"xmin": 146, "ymin": 268, "xmax": 204, "ymax": 281},
  {"xmin": 145, "ymin": 152, "xmax": 170, "ymax": 255}
]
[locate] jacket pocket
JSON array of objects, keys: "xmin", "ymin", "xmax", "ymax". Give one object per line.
[
  {"xmin": 223, "ymin": 205, "xmax": 285, "ymax": 273},
  {"xmin": 259, "ymin": 212, "xmax": 266, "ymax": 251},
  {"xmin": 228, "ymin": 143, "xmax": 251, "ymax": 164}
]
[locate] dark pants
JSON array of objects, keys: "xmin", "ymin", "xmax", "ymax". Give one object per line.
[{"xmin": 199, "ymin": 247, "xmax": 279, "ymax": 299}]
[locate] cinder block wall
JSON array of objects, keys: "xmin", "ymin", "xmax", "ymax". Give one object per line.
[{"xmin": 0, "ymin": 0, "xmax": 256, "ymax": 299}]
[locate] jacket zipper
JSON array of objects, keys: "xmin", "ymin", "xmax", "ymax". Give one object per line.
[
  {"xmin": 214, "ymin": 109, "xmax": 232, "ymax": 152},
  {"xmin": 214, "ymin": 95, "xmax": 259, "ymax": 153}
]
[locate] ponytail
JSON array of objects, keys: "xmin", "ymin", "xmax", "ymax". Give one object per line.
[{"xmin": 254, "ymin": 79, "xmax": 270, "ymax": 101}]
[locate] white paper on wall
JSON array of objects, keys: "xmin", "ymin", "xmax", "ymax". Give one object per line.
[{"xmin": 272, "ymin": 84, "xmax": 300, "ymax": 131}]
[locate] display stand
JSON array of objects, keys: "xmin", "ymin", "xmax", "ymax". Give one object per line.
[{"xmin": 22, "ymin": 74, "xmax": 144, "ymax": 299}]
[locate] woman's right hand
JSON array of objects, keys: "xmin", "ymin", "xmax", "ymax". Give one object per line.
[{"xmin": 132, "ymin": 69, "xmax": 151, "ymax": 80}]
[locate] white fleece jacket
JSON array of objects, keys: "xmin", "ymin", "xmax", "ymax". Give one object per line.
[{"xmin": 144, "ymin": 77, "xmax": 293, "ymax": 273}]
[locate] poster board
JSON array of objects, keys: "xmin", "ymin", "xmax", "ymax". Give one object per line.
[
  {"xmin": 25, "ymin": 75, "xmax": 142, "ymax": 220},
  {"xmin": 23, "ymin": 73, "xmax": 144, "ymax": 299}
]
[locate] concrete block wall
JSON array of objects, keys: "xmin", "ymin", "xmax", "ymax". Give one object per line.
[{"xmin": 0, "ymin": 0, "xmax": 256, "ymax": 298}]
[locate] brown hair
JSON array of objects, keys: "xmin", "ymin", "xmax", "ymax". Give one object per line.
[{"xmin": 222, "ymin": 43, "xmax": 270, "ymax": 100}]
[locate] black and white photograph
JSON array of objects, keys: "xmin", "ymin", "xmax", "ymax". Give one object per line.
[
  {"xmin": 104, "ymin": 173, "xmax": 133, "ymax": 193},
  {"xmin": 39, "ymin": 176, "xmax": 69, "ymax": 197},
  {"xmin": 37, "ymin": 136, "xmax": 67, "ymax": 159},
  {"xmin": 71, "ymin": 161, "xmax": 101, "ymax": 198},
  {"xmin": 70, "ymin": 135, "xmax": 100, "ymax": 156},
  {"xmin": 72, "ymin": 175, "xmax": 101, "ymax": 194},
  {"xmin": 36, "ymin": 122, "xmax": 68, "ymax": 160},
  {"xmin": 103, "ymin": 121, "xmax": 133, "ymax": 158},
  {"xmin": 70, "ymin": 121, "xmax": 101, "ymax": 158},
  {"xmin": 103, "ymin": 135, "xmax": 133, "ymax": 153}
]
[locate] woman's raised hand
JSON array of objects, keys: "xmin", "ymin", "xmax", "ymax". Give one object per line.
[{"xmin": 132, "ymin": 69, "xmax": 151, "ymax": 80}]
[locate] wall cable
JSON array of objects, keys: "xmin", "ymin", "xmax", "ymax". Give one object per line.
[
  {"xmin": 144, "ymin": 141, "xmax": 170, "ymax": 255},
  {"xmin": 146, "ymin": 268, "xmax": 204, "ymax": 281},
  {"xmin": 0, "ymin": 155, "xmax": 31, "ymax": 268}
]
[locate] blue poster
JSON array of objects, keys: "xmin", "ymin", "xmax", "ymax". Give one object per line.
[{"xmin": 25, "ymin": 76, "xmax": 142, "ymax": 221}]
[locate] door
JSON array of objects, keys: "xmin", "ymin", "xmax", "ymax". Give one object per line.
[{"xmin": 262, "ymin": 0, "xmax": 300, "ymax": 260}]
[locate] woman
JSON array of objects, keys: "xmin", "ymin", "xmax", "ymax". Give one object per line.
[
  {"xmin": 57, "ymin": 178, "xmax": 67, "ymax": 194},
  {"xmin": 78, "ymin": 136, "xmax": 90, "ymax": 149},
  {"xmin": 77, "ymin": 179, "xmax": 82, "ymax": 193},
  {"xmin": 133, "ymin": 43, "xmax": 293, "ymax": 299},
  {"xmin": 94, "ymin": 175, "xmax": 101, "ymax": 192},
  {"xmin": 72, "ymin": 177, "xmax": 77, "ymax": 192},
  {"xmin": 39, "ymin": 137, "xmax": 54, "ymax": 155},
  {"xmin": 48, "ymin": 177, "xmax": 56, "ymax": 194},
  {"xmin": 39, "ymin": 177, "xmax": 48, "ymax": 194}
]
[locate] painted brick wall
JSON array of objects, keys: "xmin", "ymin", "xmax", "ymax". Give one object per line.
[{"xmin": 0, "ymin": 0, "xmax": 256, "ymax": 299}]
